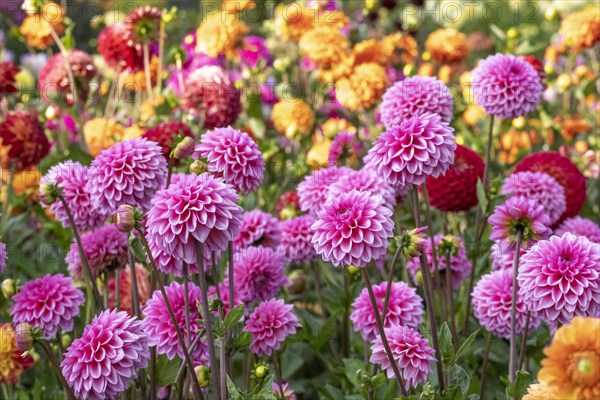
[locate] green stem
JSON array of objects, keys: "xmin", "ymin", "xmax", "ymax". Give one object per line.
[
  {"xmin": 39, "ymin": 342, "xmax": 75, "ymax": 400},
  {"xmin": 509, "ymin": 230, "xmax": 523, "ymax": 385}
]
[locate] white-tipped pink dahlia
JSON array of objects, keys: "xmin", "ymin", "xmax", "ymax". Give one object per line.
[
  {"xmin": 555, "ymin": 217, "xmax": 600, "ymax": 243},
  {"xmin": 243, "ymin": 298, "xmax": 300, "ymax": 356},
  {"xmin": 297, "ymin": 166, "xmax": 351, "ymax": 215},
  {"xmin": 234, "ymin": 210, "xmax": 281, "ymax": 250},
  {"xmin": 327, "ymin": 168, "xmax": 397, "ymax": 210}
]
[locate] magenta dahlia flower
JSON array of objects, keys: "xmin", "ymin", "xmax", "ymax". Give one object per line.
[
  {"xmin": 518, "ymin": 233, "xmax": 600, "ymax": 324},
  {"xmin": 145, "ymin": 173, "xmax": 242, "ymax": 271},
  {"xmin": 379, "ymin": 76, "xmax": 454, "ymax": 128},
  {"xmin": 471, "ymin": 53, "xmax": 543, "ymax": 119},
  {"xmin": 232, "ymin": 246, "xmax": 287, "ymax": 303},
  {"xmin": 10, "ymin": 274, "xmax": 84, "ymax": 339},
  {"xmin": 61, "ymin": 310, "xmax": 149, "ymax": 400},
  {"xmin": 194, "ymin": 127, "xmax": 264, "ymax": 194},
  {"xmin": 297, "ymin": 166, "xmax": 351, "ymax": 215},
  {"xmin": 234, "ymin": 210, "xmax": 281, "ymax": 250},
  {"xmin": 350, "ymin": 281, "xmax": 423, "ymax": 341},
  {"xmin": 243, "ymin": 298, "xmax": 300, "ymax": 356},
  {"xmin": 311, "ymin": 189, "xmax": 394, "ymax": 267},
  {"xmin": 501, "ymin": 171, "xmax": 566, "ymax": 226},
  {"xmin": 555, "ymin": 217, "xmax": 600, "ymax": 243},
  {"xmin": 279, "ymin": 215, "xmax": 317, "ymax": 264},
  {"xmin": 40, "ymin": 161, "xmax": 108, "ymax": 232},
  {"xmin": 370, "ymin": 325, "xmax": 435, "ymax": 390},
  {"xmin": 364, "ymin": 112, "xmax": 456, "ymax": 187},
  {"xmin": 472, "ymin": 269, "xmax": 540, "ymax": 339},
  {"xmin": 0, "ymin": 242, "xmax": 6, "ymax": 274},
  {"xmin": 272, "ymin": 382, "xmax": 297, "ymax": 400},
  {"xmin": 327, "ymin": 168, "xmax": 397, "ymax": 210},
  {"xmin": 328, "ymin": 131, "xmax": 363, "ymax": 166},
  {"xmin": 65, "ymin": 225, "xmax": 128, "ymax": 279},
  {"xmin": 488, "ymin": 196, "xmax": 552, "ymax": 251},
  {"xmin": 142, "ymin": 281, "xmax": 206, "ymax": 361},
  {"xmin": 87, "ymin": 138, "xmax": 167, "ymax": 212},
  {"xmin": 147, "ymin": 239, "xmax": 214, "ymax": 278}
]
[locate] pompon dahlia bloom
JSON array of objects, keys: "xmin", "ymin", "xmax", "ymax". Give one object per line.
[
  {"xmin": 243, "ymin": 299, "xmax": 300, "ymax": 356},
  {"xmin": 194, "ymin": 127, "xmax": 265, "ymax": 194},
  {"xmin": 0, "ymin": 62, "xmax": 20, "ymax": 97},
  {"xmin": 425, "ymin": 144, "xmax": 484, "ymax": 212},
  {"xmin": 515, "ymin": 152, "xmax": 586, "ymax": 225},
  {"xmin": 538, "ymin": 317, "xmax": 600, "ymax": 400},
  {"xmin": 98, "ymin": 23, "xmax": 148, "ymax": 71},
  {"xmin": 0, "ymin": 242, "xmax": 6, "ymax": 274},
  {"xmin": 523, "ymin": 382, "xmax": 560, "ymax": 400},
  {"xmin": 311, "ymin": 190, "xmax": 394, "ymax": 267},
  {"xmin": 123, "ymin": 6, "xmax": 162, "ymax": 48},
  {"xmin": 142, "ymin": 121, "xmax": 194, "ymax": 159},
  {"xmin": 327, "ymin": 168, "xmax": 396, "ymax": 210},
  {"xmin": 425, "ymin": 28, "xmax": 468, "ymax": 64},
  {"xmin": 0, "ymin": 324, "xmax": 34, "ymax": 384},
  {"xmin": 181, "ymin": 66, "xmax": 241, "ymax": 129},
  {"xmin": 299, "ymin": 25, "xmax": 349, "ymax": 69},
  {"xmin": 233, "ymin": 246, "xmax": 287, "ymax": 303},
  {"xmin": 370, "ymin": 325, "xmax": 435, "ymax": 390},
  {"xmin": 328, "ymin": 131, "xmax": 363, "ymax": 166},
  {"xmin": 40, "ymin": 161, "xmax": 108, "ymax": 232},
  {"xmin": 19, "ymin": 3, "xmax": 64, "ymax": 50},
  {"xmin": 518, "ymin": 233, "xmax": 600, "ymax": 324},
  {"xmin": 502, "ymin": 171, "xmax": 567, "ymax": 226},
  {"xmin": 279, "ymin": 215, "xmax": 317, "ymax": 264},
  {"xmin": 555, "ymin": 217, "xmax": 600, "ymax": 243},
  {"xmin": 142, "ymin": 281, "xmax": 206, "ymax": 361},
  {"xmin": 108, "ymin": 264, "xmax": 151, "ymax": 316},
  {"xmin": 559, "ymin": 8, "xmax": 600, "ymax": 51},
  {"xmin": 471, "ymin": 53, "xmax": 543, "ymax": 119},
  {"xmin": 335, "ymin": 63, "xmax": 390, "ymax": 111},
  {"xmin": 38, "ymin": 50, "xmax": 97, "ymax": 105},
  {"xmin": 365, "ymin": 112, "xmax": 456, "ymax": 187},
  {"xmin": 350, "ymin": 281, "xmax": 423, "ymax": 341},
  {"xmin": 378, "ymin": 76, "xmax": 454, "ymax": 128},
  {"xmin": 0, "ymin": 109, "xmax": 50, "ymax": 171},
  {"xmin": 297, "ymin": 166, "xmax": 351, "ymax": 215},
  {"xmin": 66, "ymin": 225, "xmax": 128, "ymax": 279},
  {"xmin": 472, "ymin": 269, "xmax": 540, "ymax": 339},
  {"xmin": 271, "ymin": 98, "xmax": 315, "ymax": 139},
  {"xmin": 87, "ymin": 138, "xmax": 167, "ymax": 212},
  {"xmin": 10, "ymin": 274, "xmax": 84, "ymax": 339},
  {"xmin": 234, "ymin": 210, "xmax": 281, "ymax": 250},
  {"xmin": 62, "ymin": 310, "xmax": 150, "ymax": 400},
  {"xmin": 195, "ymin": 13, "xmax": 249, "ymax": 58}
]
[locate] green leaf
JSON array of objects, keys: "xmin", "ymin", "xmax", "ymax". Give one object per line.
[
  {"xmin": 476, "ymin": 178, "xmax": 488, "ymax": 213},
  {"xmin": 155, "ymin": 355, "xmax": 180, "ymax": 387},
  {"xmin": 490, "ymin": 24, "xmax": 507, "ymax": 41},
  {"xmin": 443, "ymin": 385, "xmax": 464, "ymax": 400},
  {"xmin": 505, "ymin": 370, "xmax": 532, "ymax": 399},
  {"xmin": 451, "ymin": 329, "xmax": 480, "ymax": 365},
  {"xmin": 311, "ymin": 315, "xmax": 337, "ymax": 349},
  {"xmin": 222, "ymin": 304, "xmax": 245, "ymax": 332},
  {"xmin": 439, "ymin": 322, "xmax": 455, "ymax": 365},
  {"xmin": 247, "ymin": 95, "xmax": 266, "ymax": 139},
  {"xmin": 226, "ymin": 375, "xmax": 245, "ymax": 400},
  {"xmin": 449, "ymin": 365, "xmax": 470, "ymax": 396},
  {"xmin": 128, "ymin": 236, "xmax": 147, "ymax": 263}
]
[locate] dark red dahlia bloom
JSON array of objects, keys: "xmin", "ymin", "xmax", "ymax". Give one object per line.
[
  {"xmin": 142, "ymin": 121, "xmax": 194, "ymax": 158},
  {"xmin": 514, "ymin": 151, "xmax": 586, "ymax": 226},
  {"xmin": 0, "ymin": 109, "xmax": 50, "ymax": 171},
  {"xmin": 0, "ymin": 62, "xmax": 20, "ymax": 97},
  {"xmin": 98, "ymin": 23, "xmax": 145, "ymax": 71},
  {"xmin": 425, "ymin": 144, "xmax": 484, "ymax": 212},
  {"xmin": 519, "ymin": 55, "xmax": 546, "ymax": 87},
  {"xmin": 38, "ymin": 50, "xmax": 97, "ymax": 105},
  {"xmin": 275, "ymin": 191, "xmax": 301, "ymax": 219}
]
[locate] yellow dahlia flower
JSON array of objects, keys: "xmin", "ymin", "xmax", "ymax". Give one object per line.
[
  {"xmin": 335, "ymin": 63, "xmax": 389, "ymax": 111},
  {"xmin": 84, "ymin": 118, "xmax": 123, "ymax": 157},
  {"xmin": 352, "ymin": 39, "xmax": 395, "ymax": 66},
  {"xmin": 271, "ymin": 98, "xmax": 314, "ymax": 139},
  {"xmin": 560, "ymin": 9, "xmax": 600, "ymax": 51},
  {"xmin": 123, "ymin": 56, "xmax": 159, "ymax": 92},
  {"xmin": 196, "ymin": 13, "xmax": 249, "ymax": 58},
  {"xmin": 382, "ymin": 33, "xmax": 418, "ymax": 64},
  {"xmin": 306, "ymin": 139, "xmax": 332, "ymax": 168},
  {"xmin": 425, "ymin": 28, "xmax": 469, "ymax": 64},
  {"xmin": 523, "ymin": 382, "xmax": 560, "ymax": 400},
  {"xmin": 275, "ymin": 5, "xmax": 314, "ymax": 42},
  {"xmin": 0, "ymin": 323, "xmax": 34, "ymax": 384},
  {"xmin": 319, "ymin": 117, "xmax": 356, "ymax": 139},
  {"xmin": 19, "ymin": 2, "xmax": 64, "ymax": 50},
  {"xmin": 222, "ymin": 0, "xmax": 255, "ymax": 13},
  {"xmin": 299, "ymin": 26, "xmax": 350, "ymax": 69},
  {"xmin": 121, "ymin": 124, "xmax": 145, "ymax": 141}
]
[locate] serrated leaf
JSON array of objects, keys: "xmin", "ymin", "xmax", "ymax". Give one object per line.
[
  {"xmin": 156, "ymin": 355, "xmax": 180, "ymax": 387},
  {"xmin": 226, "ymin": 375, "xmax": 245, "ymax": 400},
  {"xmin": 451, "ymin": 329, "xmax": 480, "ymax": 365},
  {"xmin": 505, "ymin": 370, "xmax": 532, "ymax": 399},
  {"xmin": 222, "ymin": 304, "xmax": 245, "ymax": 332},
  {"xmin": 476, "ymin": 178, "xmax": 488, "ymax": 212},
  {"xmin": 128, "ymin": 236, "xmax": 147, "ymax": 262},
  {"xmin": 232, "ymin": 331, "xmax": 252, "ymax": 351},
  {"xmin": 439, "ymin": 322, "xmax": 455, "ymax": 365},
  {"xmin": 449, "ymin": 365, "xmax": 470, "ymax": 396},
  {"xmin": 311, "ymin": 315, "xmax": 336, "ymax": 349}
]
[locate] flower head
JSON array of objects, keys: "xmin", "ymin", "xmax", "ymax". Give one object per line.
[
  {"xmin": 490, "ymin": 241, "xmax": 526, "ymax": 271},
  {"xmin": 243, "ymin": 299, "xmax": 300, "ymax": 356},
  {"xmin": 272, "ymin": 382, "xmax": 297, "ymax": 400},
  {"xmin": 559, "ymin": 9, "xmax": 600, "ymax": 51},
  {"xmin": 123, "ymin": 6, "xmax": 162, "ymax": 48},
  {"xmin": 297, "ymin": 166, "xmax": 350, "ymax": 215},
  {"xmin": 0, "ymin": 62, "xmax": 20, "ymax": 98},
  {"xmin": 195, "ymin": 13, "xmax": 249, "ymax": 58},
  {"xmin": 328, "ymin": 131, "xmax": 363, "ymax": 166},
  {"xmin": 0, "ymin": 109, "xmax": 50, "ymax": 171},
  {"xmin": 208, "ymin": 280, "xmax": 243, "ymax": 317},
  {"xmin": 240, "ymin": 36, "xmax": 270, "ymax": 68},
  {"xmin": 142, "ymin": 121, "xmax": 194, "ymax": 159},
  {"xmin": 233, "ymin": 246, "xmax": 287, "ymax": 303},
  {"xmin": 328, "ymin": 168, "xmax": 396, "ymax": 210},
  {"xmin": 0, "ymin": 324, "xmax": 34, "ymax": 384},
  {"xmin": 39, "ymin": 50, "xmax": 97, "ymax": 105},
  {"xmin": 19, "ymin": 3, "xmax": 64, "ymax": 50},
  {"xmin": 299, "ymin": 25, "xmax": 349, "ymax": 69},
  {"xmin": 271, "ymin": 99, "xmax": 315, "ymax": 139},
  {"xmin": 279, "ymin": 215, "xmax": 317, "ymax": 264},
  {"xmin": 62, "ymin": 310, "xmax": 150, "ymax": 400},
  {"xmin": 98, "ymin": 23, "xmax": 146, "ymax": 71},
  {"xmin": 335, "ymin": 63, "xmax": 390, "ymax": 111},
  {"xmin": 275, "ymin": 191, "xmax": 301, "ymax": 220},
  {"xmin": 425, "ymin": 28, "xmax": 468, "ymax": 64},
  {"xmin": 523, "ymin": 382, "xmax": 560, "ymax": 400},
  {"xmin": 234, "ymin": 210, "xmax": 281, "ymax": 250},
  {"xmin": 555, "ymin": 217, "xmax": 600, "ymax": 243},
  {"xmin": 108, "ymin": 264, "xmax": 151, "ymax": 316}
]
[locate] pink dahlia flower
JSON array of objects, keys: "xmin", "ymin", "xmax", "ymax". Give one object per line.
[
  {"xmin": 65, "ymin": 224, "xmax": 128, "ymax": 279},
  {"xmin": 297, "ymin": 166, "xmax": 351, "ymax": 215},
  {"xmin": 243, "ymin": 298, "xmax": 300, "ymax": 356},
  {"xmin": 10, "ymin": 274, "xmax": 84, "ymax": 339},
  {"xmin": 327, "ymin": 168, "xmax": 397, "ymax": 210},
  {"xmin": 472, "ymin": 53, "xmax": 543, "ymax": 119},
  {"xmin": 490, "ymin": 242, "xmax": 526, "ymax": 271},
  {"xmin": 142, "ymin": 281, "xmax": 206, "ymax": 361},
  {"xmin": 488, "ymin": 196, "xmax": 552, "ymax": 251},
  {"xmin": 472, "ymin": 269, "xmax": 540, "ymax": 339},
  {"xmin": 364, "ymin": 112, "xmax": 456, "ymax": 187},
  {"xmin": 328, "ymin": 131, "xmax": 363, "ymax": 166},
  {"xmin": 279, "ymin": 215, "xmax": 317, "ymax": 264},
  {"xmin": 40, "ymin": 161, "xmax": 108, "ymax": 232},
  {"xmin": 311, "ymin": 190, "xmax": 394, "ymax": 267},
  {"xmin": 272, "ymin": 382, "xmax": 297, "ymax": 400},
  {"xmin": 194, "ymin": 127, "xmax": 264, "ymax": 194},
  {"xmin": 232, "ymin": 246, "xmax": 287, "ymax": 303},
  {"xmin": 234, "ymin": 210, "xmax": 281, "ymax": 250},
  {"xmin": 145, "ymin": 173, "xmax": 242, "ymax": 271},
  {"xmin": 501, "ymin": 171, "xmax": 566, "ymax": 226},
  {"xmin": 518, "ymin": 233, "xmax": 600, "ymax": 324},
  {"xmin": 370, "ymin": 325, "xmax": 435, "ymax": 390},
  {"xmin": 61, "ymin": 310, "xmax": 149, "ymax": 400},
  {"xmin": 350, "ymin": 281, "xmax": 423, "ymax": 341},
  {"xmin": 378, "ymin": 76, "xmax": 454, "ymax": 128},
  {"xmin": 555, "ymin": 217, "xmax": 600, "ymax": 243},
  {"xmin": 0, "ymin": 242, "xmax": 6, "ymax": 273},
  {"xmin": 87, "ymin": 138, "xmax": 167, "ymax": 212}
]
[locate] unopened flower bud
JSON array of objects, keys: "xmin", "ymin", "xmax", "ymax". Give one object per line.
[
  {"xmin": 438, "ymin": 235, "xmax": 460, "ymax": 257},
  {"xmin": 115, "ymin": 204, "xmax": 137, "ymax": 233},
  {"xmin": 61, "ymin": 333, "xmax": 72, "ymax": 348},
  {"xmin": 512, "ymin": 116, "xmax": 526, "ymax": 130},
  {"xmin": 194, "ymin": 365, "xmax": 211, "ymax": 388},
  {"xmin": 255, "ymin": 364, "xmax": 268, "ymax": 378},
  {"xmin": 347, "ymin": 265, "xmax": 360, "ymax": 275},
  {"xmin": 545, "ymin": 7, "xmax": 557, "ymax": 21},
  {"xmin": 2, "ymin": 279, "xmax": 17, "ymax": 299},
  {"xmin": 172, "ymin": 136, "xmax": 195, "ymax": 160},
  {"xmin": 507, "ymin": 28, "xmax": 519, "ymax": 39},
  {"xmin": 287, "ymin": 269, "xmax": 305, "ymax": 295},
  {"xmin": 39, "ymin": 182, "xmax": 60, "ymax": 205},
  {"xmin": 190, "ymin": 160, "xmax": 206, "ymax": 175},
  {"xmin": 556, "ymin": 74, "xmax": 571, "ymax": 92},
  {"xmin": 403, "ymin": 63, "xmax": 415, "ymax": 77},
  {"xmin": 15, "ymin": 323, "xmax": 34, "ymax": 351}
]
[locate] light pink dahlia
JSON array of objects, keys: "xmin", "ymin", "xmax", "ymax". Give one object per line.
[
  {"xmin": 234, "ymin": 210, "xmax": 281, "ymax": 250},
  {"xmin": 194, "ymin": 127, "xmax": 264, "ymax": 194},
  {"xmin": 141, "ymin": 281, "xmax": 206, "ymax": 361},
  {"xmin": 518, "ymin": 233, "xmax": 600, "ymax": 324},
  {"xmin": 312, "ymin": 190, "xmax": 394, "ymax": 267},
  {"xmin": 297, "ymin": 166, "xmax": 351, "ymax": 215},
  {"xmin": 501, "ymin": 171, "xmax": 566, "ymax": 226},
  {"xmin": 87, "ymin": 138, "xmax": 167, "ymax": 213},
  {"xmin": 145, "ymin": 173, "xmax": 242, "ymax": 271},
  {"xmin": 379, "ymin": 76, "xmax": 454, "ymax": 128},
  {"xmin": 65, "ymin": 225, "xmax": 128, "ymax": 279},
  {"xmin": 370, "ymin": 325, "xmax": 435, "ymax": 390},
  {"xmin": 364, "ymin": 112, "xmax": 456, "ymax": 187},
  {"xmin": 10, "ymin": 274, "xmax": 84, "ymax": 339},
  {"xmin": 488, "ymin": 196, "xmax": 552, "ymax": 251},
  {"xmin": 232, "ymin": 246, "xmax": 287, "ymax": 303},
  {"xmin": 61, "ymin": 310, "xmax": 149, "ymax": 400},
  {"xmin": 243, "ymin": 298, "xmax": 300, "ymax": 356},
  {"xmin": 555, "ymin": 217, "xmax": 600, "ymax": 243},
  {"xmin": 350, "ymin": 281, "xmax": 423, "ymax": 341},
  {"xmin": 40, "ymin": 161, "xmax": 108, "ymax": 232},
  {"xmin": 279, "ymin": 215, "xmax": 317, "ymax": 264},
  {"xmin": 327, "ymin": 168, "xmax": 397, "ymax": 210},
  {"xmin": 472, "ymin": 269, "xmax": 540, "ymax": 339}
]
